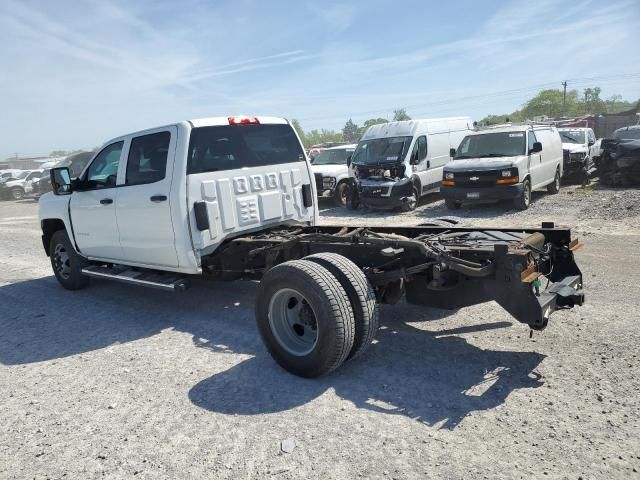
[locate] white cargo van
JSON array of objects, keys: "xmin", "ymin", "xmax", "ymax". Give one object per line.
[
  {"xmin": 442, "ymin": 123, "xmax": 563, "ymax": 210},
  {"xmin": 348, "ymin": 118, "xmax": 473, "ymax": 211}
]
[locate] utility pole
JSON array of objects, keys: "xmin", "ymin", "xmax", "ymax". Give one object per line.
[{"xmin": 561, "ymin": 81, "xmax": 568, "ymax": 117}]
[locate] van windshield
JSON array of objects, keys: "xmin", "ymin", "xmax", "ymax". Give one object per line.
[
  {"xmin": 559, "ymin": 130, "xmax": 586, "ymax": 144},
  {"xmin": 455, "ymin": 132, "xmax": 525, "ymax": 159},
  {"xmin": 351, "ymin": 136, "xmax": 412, "ymax": 165},
  {"xmin": 187, "ymin": 124, "xmax": 305, "ymax": 174}
]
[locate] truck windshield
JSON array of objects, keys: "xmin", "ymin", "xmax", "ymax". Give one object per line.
[
  {"xmin": 351, "ymin": 136, "xmax": 412, "ymax": 165},
  {"xmin": 187, "ymin": 124, "xmax": 305, "ymax": 174},
  {"xmin": 312, "ymin": 149, "xmax": 351, "ymax": 165},
  {"xmin": 559, "ymin": 131, "xmax": 586, "ymax": 144},
  {"xmin": 455, "ymin": 132, "xmax": 525, "ymax": 159}
]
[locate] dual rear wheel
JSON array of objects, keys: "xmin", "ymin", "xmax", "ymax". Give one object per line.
[{"xmin": 256, "ymin": 253, "xmax": 379, "ymax": 377}]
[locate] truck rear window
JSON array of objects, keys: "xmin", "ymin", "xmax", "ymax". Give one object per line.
[{"xmin": 187, "ymin": 124, "xmax": 305, "ymax": 174}]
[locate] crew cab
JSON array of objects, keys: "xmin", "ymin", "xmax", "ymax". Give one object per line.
[
  {"xmin": 558, "ymin": 127, "xmax": 596, "ymax": 182},
  {"xmin": 311, "ymin": 144, "xmax": 356, "ymax": 206},
  {"xmin": 40, "ymin": 115, "xmax": 584, "ymax": 378},
  {"xmin": 442, "ymin": 123, "xmax": 563, "ymax": 210}
]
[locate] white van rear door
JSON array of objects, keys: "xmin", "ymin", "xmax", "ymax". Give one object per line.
[{"xmin": 186, "ymin": 121, "xmax": 314, "ymax": 253}]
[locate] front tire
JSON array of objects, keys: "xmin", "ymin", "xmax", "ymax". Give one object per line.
[
  {"xmin": 514, "ymin": 178, "xmax": 531, "ymax": 210},
  {"xmin": 547, "ymin": 168, "xmax": 560, "ymax": 194},
  {"xmin": 10, "ymin": 187, "xmax": 24, "ymax": 200},
  {"xmin": 401, "ymin": 185, "xmax": 420, "ymax": 212},
  {"xmin": 49, "ymin": 230, "xmax": 89, "ymax": 290},
  {"xmin": 256, "ymin": 260, "xmax": 355, "ymax": 377},
  {"xmin": 333, "ymin": 182, "xmax": 349, "ymax": 207},
  {"xmin": 305, "ymin": 253, "xmax": 379, "ymax": 360},
  {"xmin": 445, "ymin": 198, "xmax": 461, "ymax": 210}
]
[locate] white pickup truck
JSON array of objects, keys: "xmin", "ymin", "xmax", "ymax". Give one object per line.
[{"xmin": 40, "ymin": 115, "xmax": 585, "ymax": 377}]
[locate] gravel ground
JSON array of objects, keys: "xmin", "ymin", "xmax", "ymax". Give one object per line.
[{"xmin": 1, "ymin": 182, "xmax": 639, "ymax": 479}]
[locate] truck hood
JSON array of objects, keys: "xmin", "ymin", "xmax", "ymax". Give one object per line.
[
  {"xmin": 445, "ymin": 156, "xmax": 521, "ymax": 172},
  {"xmin": 3, "ymin": 179, "xmax": 25, "ymax": 188},
  {"xmin": 311, "ymin": 164, "xmax": 348, "ymax": 177},
  {"xmin": 562, "ymin": 144, "xmax": 588, "ymax": 153}
]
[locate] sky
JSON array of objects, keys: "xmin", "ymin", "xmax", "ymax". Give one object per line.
[{"xmin": 0, "ymin": 0, "xmax": 639, "ymax": 158}]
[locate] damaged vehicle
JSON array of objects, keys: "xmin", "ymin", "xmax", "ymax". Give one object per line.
[
  {"xmin": 558, "ymin": 127, "xmax": 597, "ymax": 183},
  {"xmin": 347, "ymin": 118, "xmax": 473, "ymax": 211},
  {"xmin": 311, "ymin": 144, "xmax": 356, "ymax": 206},
  {"xmin": 597, "ymin": 125, "xmax": 640, "ymax": 187},
  {"xmin": 39, "ymin": 115, "xmax": 584, "ymax": 378}
]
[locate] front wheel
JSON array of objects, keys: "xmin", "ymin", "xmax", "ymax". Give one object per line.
[
  {"xmin": 49, "ymin": 230, "xmax": 90, "ymax": 290},
  {"xmin": 401, "ymin": 185, "xmax": 420, "ymax": 212},
  {"xmin": 547, "ymin": 169, "xmax": 560, "ymax": 194},
  {"xmin": 514, "ymin": 179, "xmax": 531, "ymax": 210},
  {"xmin": 10, "ymin": 187, "xmax": 25, "ymax": 200},
  {"xmin": 333, "ymin": 182, "xmax": 349, "ymax": 207}
]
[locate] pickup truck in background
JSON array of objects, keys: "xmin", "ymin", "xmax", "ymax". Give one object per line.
[
  {"xmin": 311, "ymin": 143, "xmax": 356, "ymax": 206},
  {"xmin": 558, "ymin": 127, "xmax": 597, "ymax": 183},
  {"xmin": 39, "ymin": 115, "xmax": 585, "ymax": 377}
]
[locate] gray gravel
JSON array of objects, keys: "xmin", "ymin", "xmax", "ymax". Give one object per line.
[{"xmin": 1, "ymin": 183, "xmax": 639, "ymax": 479}]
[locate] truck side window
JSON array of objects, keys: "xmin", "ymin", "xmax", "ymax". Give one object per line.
[
  {"xmin": 527, "ymin": 131, "xmax": 537, "ymax": 152},
  {"xmin": 85, "ymin": 141, "xmax": 124, "ymax": 189},
  {"xmin": 126, "ymin": 132, "xmax": 171, "ymax": 186}
]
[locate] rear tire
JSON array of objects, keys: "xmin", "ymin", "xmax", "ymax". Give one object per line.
[
  {"xmin": 547, "ymin": 168, "xmax": 560, "ymax": 194},
  {"xmin": 49, "ymin": 230, "xmax": 89, "ymax": 290},
  {"xmin": 514, "ymin": 178, "xmax": 531, "ymax": 210},
  {"xmin": 305, "ymin": 253, "xmax": 378, "ymax": 360},
  {"xmin": 256, "ymin": 260, "xmax": 355, "ymax": 377},
  {"xmin": 445, "ymin": 198, "xmax": 461, "ymax": 210}
]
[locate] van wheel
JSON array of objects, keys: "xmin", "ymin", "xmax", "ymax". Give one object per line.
[
  {"xmin": 256, "ymin": 260, "xmax": 355, "ymax": 377},
  {"xmin": 547, "ymin": 169, "xmax": 560, "ymax": 194},
  {"xmin": 333, "ymin": 182, "xmax": 349, "ymax": 207},
  {"xmin": 445, "ymin": 198, "xmax": 461, "ymax": 210},
  {"xmin": 401, "ymin": 185, "xmax": 420, "ymax": 212},
  {"xmin": 49, "ymin": 230, "xmax": 90, "ymax": 290},
  {"xmin": 514, "ymin": 179, "xmax": 531, "ymax": 210},
  {"xmin": 304, "ymin": 253, "xmax": 379, "ymax": 360}
]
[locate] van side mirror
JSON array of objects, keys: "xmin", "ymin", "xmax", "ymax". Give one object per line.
[
  {"xmin": 51, "ymin": 167, "xmax": 72, "ymax": 195},
  {"xmin": 449, "ymin": 148, "xmax": 456, "ymax": 158},
  {"xmin": 530, "ymin": 142, "xmax": 542, "ymax": 153},
  {"xmin": 588, "ymin": 139, "xmax": 595, "ymax": 146}
]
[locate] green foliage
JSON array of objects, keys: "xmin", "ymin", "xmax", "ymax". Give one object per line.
[
  {"xmin": 342, "ymin": 118, "xmax": 360, "ymax": 143},
  {"xmin": 392, "ymin": 108, "xmax": 411, "ymax": 121},
  {"xmin": 479, "ymin": 87, "xmax": 638, "ymax": 125},
  {"xmin": 362, "ymin": 117, "xmax": 388, "ymax": 129}
]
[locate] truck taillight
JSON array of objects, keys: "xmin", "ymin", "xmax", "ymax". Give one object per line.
[{"xmin": 228, "ymin": 116, "xmax": 260, "ymax": 125}]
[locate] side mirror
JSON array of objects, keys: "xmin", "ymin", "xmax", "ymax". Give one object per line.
[
  {"xmin": 449, "ymin": 148, "xmax": 456, "ymax": 158},
  {"xmin": 588, "ymin": 140, "xmax": 595, "ymax": 146},
  {"xmin": 530, "ymin": 142, "xmax": 542, "ymax": 154},
  {"xmin": 50, "ymin": 167, "xmax": 72, "ymax": 195},
  {"xmin": 346, "ymin": 154, "xmax": 352, "ymax": 167}
]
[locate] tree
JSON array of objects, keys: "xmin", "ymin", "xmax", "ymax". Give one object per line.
[
  {"xmin": 342, "ymin": 119, "xmax": 360, "ymax": 142},
  {"xmin": 392, "ymin": 109, "xmax": 411, "ymax": 121},
  {"xmin": 291, "ymin": 119, "xmax": 306, "ymax": 145},
  {"xmin": 520, "ymin": 89, "xmax": 579, "ymax": 119},
  {"xmin": 306, "ymin": 129, "xmax": 343, "ymax": 147}
]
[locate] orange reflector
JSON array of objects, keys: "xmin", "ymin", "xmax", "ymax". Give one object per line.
[
  {"xmin": 441, "ymin": 179, "xmax": 455, "ymax": 186},
  {"xmin": 496, "ymin": 177, "xmax": 518, "ymax": 184}
]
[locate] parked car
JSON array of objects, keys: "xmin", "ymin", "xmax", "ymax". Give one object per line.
[
  {"xmin": 348, "ymin": 118, "xmax": 473, "ymax": 211},
  {"xmin": 31, "ymin": 151, "xmax": 95, "ymax": 198},
  {"xmin": 0, "ymin": 170, "xmax": 43, "ymax": 200},
  {"xmin": 311, "ymin": 144, "xmax": 356, "ymax": 206},
  {"xmin": 597, "ymin": 125, "xmax": 640, "ymax": 186},
  {"xmin": 39, "ymin": 114, "xmax": 584, "ymax": 377},
  {"xmin": 0, "ymin": 169, "xmax": 25, "ymax": 182},
  {"xmin": 558, "ymin": 127, "xmax": 596, "ymax": 182},
  {"xmin": 442, "ymin": 123, "xmax": 563, "ymax": 210}
]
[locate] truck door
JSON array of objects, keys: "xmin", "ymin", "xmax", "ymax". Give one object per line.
[
  {"xmin": 115, "ymin": 127, "xmax": 180, "ymax": 268},
  {"xmin": 410, "ymin": 135, "xmax": 429, "ymax": 192},
  {"xmin": 186, "ymin": 121, "xmax": 315, "ymax": 253},
  {"xmin": 69, "ymin": 141, "xmax": 124, "ymax": 260}
]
